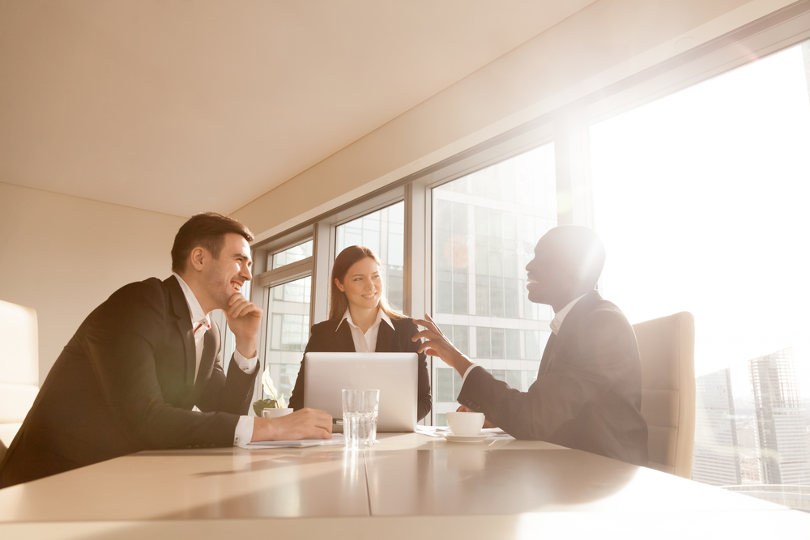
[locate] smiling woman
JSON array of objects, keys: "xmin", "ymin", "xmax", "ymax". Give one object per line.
[
  {"xmin": 287, "ymin": 244, "xmax": 433, "ymax": 422},
  {"xmin": 336, "ymin": 202, "xmax": 405, "ymax": 312},
  {"xmin": 328, "ymin": 246, "xmax": 396, "ymax": 326}
]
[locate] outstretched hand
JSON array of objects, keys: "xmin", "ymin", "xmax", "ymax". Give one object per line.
[
  {"xmin": 252, "ymin": 408, "xmax": 332, "ymax": 442},
  {"xmin": 412, "ymin": 313, "xmax": 471, "ymax": 375}
]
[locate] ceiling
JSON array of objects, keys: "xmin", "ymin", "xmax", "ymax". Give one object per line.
[{"xmin": 0, "ymin": 0, "xmax": 596, "ymax": 217}]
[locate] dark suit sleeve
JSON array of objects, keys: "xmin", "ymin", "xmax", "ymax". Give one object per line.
[
  {"xmin": 196, "ymin": 355, "xmax": 257, "ymax": 416},
  {"xmin": 288, "ymin": 352, "xmax": 307, "ymax": 410},
  {"xmin": 289, "ymin": 324, "xmax": 323, "ymax": 410},
  {"xmin": 400, "ymin": 319, "xmax": 432, "ymax": 421},
  {"xmin": 90, "ymin": 283, "xmax": 246, "ymax": 449},
  {"xmin": 457, "ymin": 308, "xmax": 638, "ymax": 442}
]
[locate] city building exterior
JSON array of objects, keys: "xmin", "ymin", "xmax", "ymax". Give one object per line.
[
  {"xmin": 692, "ymin": 368, "xmax": 741, "ymax": 485},
  {"xmin": 430, "ymin": 144, "xmax": 556, "ymax": 424},
  {"xmin": 750, "ymin": 348, "xmax": 810, "ymax": 486}
]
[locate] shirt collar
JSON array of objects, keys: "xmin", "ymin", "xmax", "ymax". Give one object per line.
[
  {"xmin": 338, "ymin": 308, "xmax": 394, "ymax": 332},
  {"xmin": 549, "ymin": 293, "xmax": 587, "ymax": 335},
  {"xmin": 172, "ymin": 273, "xmax": 210, "ymax": 328}
]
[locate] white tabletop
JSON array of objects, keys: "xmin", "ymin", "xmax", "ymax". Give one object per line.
[{"xmin": 1, "ymin": 432, "xmax": 808, "ymax": 539}]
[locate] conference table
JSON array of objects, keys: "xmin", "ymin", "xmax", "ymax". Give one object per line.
[{"xmin": 1, "ymin": 431, "xmax": 808, "ymax": 539}]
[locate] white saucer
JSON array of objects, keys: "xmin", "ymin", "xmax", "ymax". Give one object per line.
[{"xmin": 445, "ymin": 433, "xmax": 489, "ymax": 443}]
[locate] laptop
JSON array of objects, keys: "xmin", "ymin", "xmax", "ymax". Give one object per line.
[{"xmin": 302, "ymin": 352, "xmax": 418, "ymax": 432}]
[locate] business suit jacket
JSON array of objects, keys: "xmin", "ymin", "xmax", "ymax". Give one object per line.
[
  {"xmin": 458, "ymin": 291, "xmax": 648, "ymax": 465},
  {"xmin": 289, "ymin": 316, "xmax": 432, "ymax": 421},
  {"xmin": 0, "ymin": 276, "xmax": 257, "ymax": 488}
]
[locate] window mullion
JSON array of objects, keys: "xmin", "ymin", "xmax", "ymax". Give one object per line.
[
  {"xmin": 311, "ymin": 221, "xmax": 332, "ymax": 324},
  {"xmin": 553, "ymin": 113, "xmax": 592, "ymax": 227}
]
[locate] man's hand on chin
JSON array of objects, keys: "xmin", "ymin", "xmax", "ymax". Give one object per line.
[{"xmin": 225, "ymin": 293, "xmax": 262, "ymax": 357}]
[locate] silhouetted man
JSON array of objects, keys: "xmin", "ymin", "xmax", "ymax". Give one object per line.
[{"xmin": 415, "ymin": 226, "xmax": 647, "ymax": 465}]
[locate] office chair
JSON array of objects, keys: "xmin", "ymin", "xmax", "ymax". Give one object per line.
[
  {"xmin": 0, "ymin": 300, "xmax": 40, "ymax": 450},
  {"xmin": 632, "ymin": 312, "xmax": 695, "ymax": 478}
]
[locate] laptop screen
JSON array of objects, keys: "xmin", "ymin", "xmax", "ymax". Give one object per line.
[{"xmin": 302, "ymin": 352, "xmax": 418, "ymax": 432}]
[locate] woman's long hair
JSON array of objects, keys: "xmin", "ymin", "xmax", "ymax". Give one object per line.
[{"xmin": 329, "ymin": 245, "xmax": 403, "ymax": 321}]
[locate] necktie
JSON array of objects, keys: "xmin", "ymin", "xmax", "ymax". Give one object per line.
[
  {"xmin": 193, "ymin": 320, "xmax": 210, "ymax": 339},
  {"xmin": 192, "ymin": 319, "xmax": 211, "ymax": 382}
]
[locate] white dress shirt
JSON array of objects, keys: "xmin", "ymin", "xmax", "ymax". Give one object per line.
[
  {"xmin": 549, "ymin": 293, "xmax": 587, "ymax": 336},
  {"xmin": 339, "ymin": 308, "xmax": 394, "ymax": 352},
  {"xmin": 172, "ymin": 273, "xmax": 257, "ymax": 446}
]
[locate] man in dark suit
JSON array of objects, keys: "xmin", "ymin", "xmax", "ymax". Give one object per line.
[
  {"xmin": 0, "ymin": 213, "xmax": 331, "ymax": 488},
  {"xmin": 415, "ymin": 226, "xmax": 647, "ymax": 465}
]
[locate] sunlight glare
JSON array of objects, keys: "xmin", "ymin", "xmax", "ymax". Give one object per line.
[{"xmin": 591, "ymin": 45, "xmax": 810, "ymax": 394}]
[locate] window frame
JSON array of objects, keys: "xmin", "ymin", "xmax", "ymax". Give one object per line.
[{"xmin": 247, "ymin": 3, "xmax": 810, "ymax": 435}]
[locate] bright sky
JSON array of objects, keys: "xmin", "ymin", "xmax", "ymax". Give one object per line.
[{"xmin": 590, "ymin": 43, "xmax": 810, "ymax": 399}]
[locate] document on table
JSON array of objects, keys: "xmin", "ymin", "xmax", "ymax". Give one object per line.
[
  {"xmin": 415, "ymin": 425, "xmax": 447, "ymax": 438},
  {"xmin": 239, "ymin": 434, "xmax": 345, "ymax": 449},
  {"xmin": 415, "ymin": 425, "xmax": 511, "ymax": 439}
]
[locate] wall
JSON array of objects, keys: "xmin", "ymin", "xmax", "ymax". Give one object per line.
[
  {"xmin": 233, "ymin": 0, "xmax": 796, "ymax": 240},
  {"xmin": 0, "ymin": 182, "xmax": 185, "ymax": 382},
  {"xmin": 0, "ymin": 0, "xmax": 795, "ymax": 381}
]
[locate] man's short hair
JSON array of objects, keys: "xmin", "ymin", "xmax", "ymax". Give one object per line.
[
  {"xmin": 171, "ymin": 212, "xmax": 254, "ymax": 273},
  {"xmin": 544, "ymin": 226, "xmax": 606, "ymax": 292}
]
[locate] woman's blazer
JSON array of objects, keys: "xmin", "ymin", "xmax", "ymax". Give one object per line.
[{"xmin": 289, "ymin": 316, "xmax": 432, "ymax": 421}]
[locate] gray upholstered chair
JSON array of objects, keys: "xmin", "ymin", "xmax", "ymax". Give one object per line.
[
  {"xmin": 0, "ymin": 299, "xmax": 40, "ymax": 450},
  {"xmin": 633, "ymin": 312, "xmax": 695, "ymax": 478}
]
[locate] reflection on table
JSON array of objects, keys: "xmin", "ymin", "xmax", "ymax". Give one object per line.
[{"xmin": 1, "ymin": 433, "xmax": 809, "ymax": 539}]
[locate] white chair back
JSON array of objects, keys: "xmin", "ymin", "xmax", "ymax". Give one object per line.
[
  {"xmin": 633, "ymin": 312, "xmax": 695, "ymax": 478},
  {"xmin": 0, "ymin": 300, "xmax": 40, "ymax": 448}
]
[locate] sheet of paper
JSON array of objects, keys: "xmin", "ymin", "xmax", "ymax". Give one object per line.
[
  {"xmin": 415, "ymin": 425, "xmax": 446, "ymax": 437},
  {"xmin": 415, "ymin": 425, "xmax": 511, "ymax": 439},
  {"xmin": 239, "ymin": 434, "xmax": 345, "ymax": 449}
]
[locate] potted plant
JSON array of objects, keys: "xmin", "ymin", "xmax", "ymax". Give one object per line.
[{"xmin": 252, "ymin": 366, "xmax": 289, "ymax": 417}]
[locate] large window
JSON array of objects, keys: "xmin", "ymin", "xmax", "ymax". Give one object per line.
[
  {"xmin": 591, "ymin": 41, "xmax": 810, "ymax": 505},
  {"xmin": 249, "ymin": 10, "xmax": 810, "ymax": 511},
  {"xmin": 252, "ymin": 238, "xmax": 314, "ymax": 404},
  {"xmin": 430, "ymin": 143, "xmax": 557, "ymax": 425},
  {"xmin": 263, "ymin": 277, "xmax": 311, "ymax": 399},
  {"xmin": 270, "ymin": 241, "xmax": 312, "ymax": 269}
]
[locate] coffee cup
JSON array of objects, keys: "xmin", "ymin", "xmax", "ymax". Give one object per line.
[{"xmin": 445, "ymin": 411, "xmax": 485, "ymax": 437}]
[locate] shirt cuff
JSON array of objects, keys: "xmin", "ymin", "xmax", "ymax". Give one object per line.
[
  {"xmin": 233, "ymin": 350, "xmax": 259, "ymax": 374},
  {"xmin": 461, "ymin": 363, "xmax": 480, "ymax": 383},
  {"xmin": 233, "ymin": 415, "xmax": 254, "ymax": 446}
]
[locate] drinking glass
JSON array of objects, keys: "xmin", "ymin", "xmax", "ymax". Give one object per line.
[{"xmin": 342, "ymin": 388, "xmax": 379, "ymax": 448}]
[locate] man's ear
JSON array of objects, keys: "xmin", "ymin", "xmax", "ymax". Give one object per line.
[
  {"xmin": 189, "ymin": 246, "xmax": 207, "ymax": 271},
  {"xmin": 563, "ymin": 268, "xmax": 588, "ymax": 298},
  {"xmin": 334, "ymin": 277, "xmax": 345, "ymax": 292}
]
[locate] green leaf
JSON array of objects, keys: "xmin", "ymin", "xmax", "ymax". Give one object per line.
[{"xmin": 252, "ymin": 398, "xmax": 278, "ymax": 416}]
